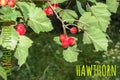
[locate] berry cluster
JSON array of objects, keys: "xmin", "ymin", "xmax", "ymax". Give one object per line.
[
  {"xmin": 0, "ymin": 0, "xmax": 16, "ymax": 7},
  {"xmin": 15, "ymin": 24, "xmax": 26, "ymax": 36},
  {"xmin": 59, "ymin": 34, "xmax": 76, "ymax": 48},
  {"xmin": 59, "ymin": 27, "xmax": 77, "ymax": 48},
  {"xmin": 43, "ymin": 3, "xmax": 59, "ymax": 16}
]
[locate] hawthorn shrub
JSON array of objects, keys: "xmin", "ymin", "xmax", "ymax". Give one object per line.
[{"xmin": 0, "ymin": 0, "xmax": 120, "ymax": 80}]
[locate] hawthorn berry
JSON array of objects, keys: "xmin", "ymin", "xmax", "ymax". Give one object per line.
[
  {"xmin": 43, "ymin": 7, "xmax": 53, "ymax": 16},
  {"xmin": 68, "ymin": 37, "xmax": 76, "ymax": 46},
  {"xmin": 47, "ymin": 6, "xmax": 54, "ymax": 15},
  {"xmin": 43, "ymin": 3, "xmax": 59, "ymax": 16},
  {"xmin": 7, "ymin": 0, "xmax": 16, "ymax": 7},
  {"xmin": 15, "ymin": 24, "xmax": 26, "ymax": 35},
  {"xmin": 51, "ymin": 3, "xmax": 59, "ymax": 9},
  {"xmin": 59, "ymin": 34, "xmax": 67, "ymax": 42},
  {"xmin": 62, "ymin": 40, "xmax": 69, "ymax": 48},
  {"xmin": 70, "ymin": 27, "xmax": 77, "ymax": 34},
  {"xmin": 59, "ymin": 34, "xmax": 76, "ymax": 48},
  {"xmin": 43, "ymin": 8, "xmax": 49, "ymax": 16},
  {"xmin": 0, "ymin": 0, "xmax": 7, "ymax": 6}
]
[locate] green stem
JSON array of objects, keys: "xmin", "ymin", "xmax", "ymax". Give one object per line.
[
  {"xmin": 41, "ymin": 65, "xmax": 50, "ymax": 80},
  {"xmin": 25, "ymin": 63, "xmax": 33, "ymax": 79}
]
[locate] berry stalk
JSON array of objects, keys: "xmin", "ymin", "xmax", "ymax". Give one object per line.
[{"xmin": 47, "ymin": 1, "xmax": 67, "ymax": 35}]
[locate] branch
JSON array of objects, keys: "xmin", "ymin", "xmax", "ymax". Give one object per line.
[{"xmin": 47, "ymin": 2, "xmax": 67, "ymax": 35}]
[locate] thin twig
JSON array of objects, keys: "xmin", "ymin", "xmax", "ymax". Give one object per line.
[
  {"xmin": 66, "ymin": 23, "xmax": 78, "ymax": 27},
  {"xmin": 47, "ymin": 1, "xmax": 67, "ymax": 35},
  {"xmin": 66, "ymin": 0, "xmax": 73, "ymax": 8},
  {"xmin": 74, "ymin": 20, "xmax": 89, "ymax": 26},
  {"xmin": 41, "ymin": 65, "xmax": 50, "ymax": 80}
]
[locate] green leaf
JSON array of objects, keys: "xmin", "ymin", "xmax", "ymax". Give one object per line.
[
  {"xmin": 83, "ymin": 27, "xmax": 108, "ymax": 51},
  {"xmin": 91, "ymin": 3, "xmax": 111, "ymax": 32},
  {"xmin": 51, "ymin": 0, "xmax": 67, "ymax": 3},
  {"xmin": 78, "ymin": 12, "xmax": 99, "ymax": 29},
  {"xmin": 17, "ymin": 2, "xmax": 53, "ymax": 33},
  {"xmin": 59, "ymin": 9, "xmax": 77, "ymax": 23},
  {"xmin": 89, "ymin": 0, "xmax": 96, "ymax": 3},
  {"xmin": 14, "ymin": 36, "xmax": 33, "ymax": 67},
  {"xmin": 55, "ymin": 7, "xmax": 62, "ymax": 13},
  {"xmin": 78, "ymin": 12, "xmax": 108, "ymax": 51},
  {"xmin": 106, "ymin": 0, "xmax": 119, "ymax": 13},
  {"xmin": 17, "ymin": 2, "xmax": 35, "ymax": 20},
  {"xmin": 76, "ymin": 1, "xmax": 85, "ymax": 15},
  {"xmin": 0, "ymin": 66, "xmax": 7, "ymax": 80},
  {"xmin": 28, "ymin": 7, "xmax": 53, "ymax": 33},
  {"xmin": 63, "ymin": 45, "xmax": 79, "ymax": 63},
  {"xmin": 0, "ymin": 26, "xmax": 19, "ymax": 50},
  {"xmin": 0, "ymin": 6, "xmax": 21, "ymax": 21},
  {"xmin": 53, "ymin": 37, "xmax": 61, "ymax": 45}
]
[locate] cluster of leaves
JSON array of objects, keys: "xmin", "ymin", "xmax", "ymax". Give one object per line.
[
  {"xmin": 54, "ymin": 0, "xmax": 119, "ymax": 62},
  {"xmin": 0, "ymin": 0, "xmax": 119, "ymax": 80}
]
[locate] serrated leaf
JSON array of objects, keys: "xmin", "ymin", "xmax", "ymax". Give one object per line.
[
  {"xmin": 51, "ymin": 0, "xmax": 67, "ymax": 3},
  {"xmin": 17, "ymin": 2, "xmax": 53, "ymax": 33},
  {"xmin": 0, "ymin": 6, "xmax": 21, "ymax": 21},
  {"xmin": 17, "ymin": 2, "xmax": 35, "ymax": 20},
  {"xmin": 83, "ymin": 27, "xmax": 108, "ymax": 51},
  {"xmin": 78, "ymin": 12, "xmax": 99, "ymax": 29},
  {"xmin": 106, "ymin": 0, "xmax": 119, "ymax": 13},
  {"xmin": 53, "ymin": 37, "xmax": 61, "ymax": 45},
  {"xmin": 76, "ymin": 1, "xmax": 85, "ymax": 15},
  {"xmin": 91, "ymin": 3, "xmax": 111, "ymax": 32},
  {"xmin": 0, "ymin": 26, "xmax": 19, "ymax": 50},
  {"xmin": 14, "ymin": 36, "xmax": 33, "ymax": 67},
  {"xmin": 63, "ymin": 45, "xmax": 79, "ymax": 63},
  {"xmin": 28, "ymin": 7, "xmax": 53, "ymax": 33},
  {"xmin": 78, "ymin": 12, "xmax": 108, "ymax": 51},
  {"xmin": 0, "ymin": 66, "xmax": 7, "ymax": 80},
  {"xmin": 59, "ymin": 9, "xmax": 77, "ymax": 23}
]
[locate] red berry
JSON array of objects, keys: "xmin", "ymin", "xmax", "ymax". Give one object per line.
[
  {"xmin": 7, "ymin": 0, "xmax": 15, "ymax": 7},
  {"xmin": 0, "ymin": 0, "xmax": 7, "ymax": 6},
  {"xmin": 59, "ymin": 34, "xmax": 67, "ymax": 42},
  {"xmin": 62, "ymin": 40, "xmax": 69, "ymax": 48},
  {"xmin": 51, "ymin": 3, "xmax": 59, "ymax": 9},
  {"xmin": 16, "ymin": 24, "xmax": 26, "ymax": 35},
  {"xmin": 43, "ymin": 8, "xmax": 49, "ymax": 16},
  {"xmin": 43, "ymin": 3, "xmax": 59, "ymax": 16},
  {"xmin": 43, "ymin": 7, "xmax": 53, "ymax": 16},
  {"xmin": 70, "ymin": 27, "xmax": 77, "ymax": 34},
  {"xmin": 68, "ymin": 37, "xmax": 76, "ymax": 46},
  {"xmin": 47, "ymin": 6, "xmax": 54, "ymax": 15}
]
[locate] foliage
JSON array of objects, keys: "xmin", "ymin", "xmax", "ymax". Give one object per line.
[{"xmin": 14, "ymin": 36, "xmax": 33, "ymax": 67}]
